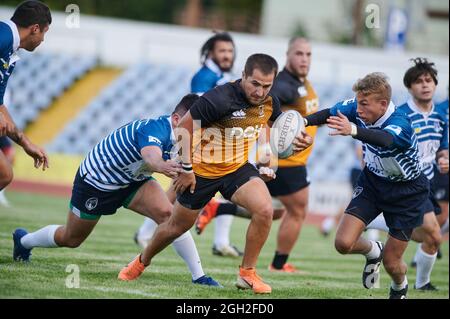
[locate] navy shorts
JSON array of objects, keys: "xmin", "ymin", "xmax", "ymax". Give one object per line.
[
  {"xmin": 266, "ymin": 165, "xmax": 310, "ymax": 197},
  {"xmin": 350, "ymin": 168, "xmax": 362, "ymax": 189},
  {"xmin": 345, "ymin": 168, "xmax": 429, "ymax": 240},
  {"xmin": 70, "ymin": 170, "xmax": 154, "ymax": 220},
  {"xmin": 432, "ymin": 165, "xmax": 449, "ymax": 202},
  {"xmin": 177, "ymin": 163, "xmax": 260, "ymax": 210},
  {"xmin": 423, "ymin": 184, "xmax": 442, "ymax": 216}
]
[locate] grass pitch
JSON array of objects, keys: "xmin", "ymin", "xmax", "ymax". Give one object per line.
[{"xmin": 0, "ymin": 191, "xmax": 448, "ymax": 299}]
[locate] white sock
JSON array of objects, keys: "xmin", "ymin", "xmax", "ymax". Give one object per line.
[
  {"xmin": 367, "ymin": 214, "xmax": 389, "ymax": 232},
  {"xmin": 391, "ymin": 276, "xmax": 408, "ymax": 291},
  {"xmin": 172, "ymin": 231, "xmax": 204, "ymax": 280},
  {"xmin": 415, "ymin": 244, "xmax": 437, "ymax": 288},
  {"xmin": 365, "ymin": 240, "xmax": 381, "ymax": 260},
  {"xmin": 366, "ymin": 229, "xmax": 380, "ymax": 241},
  {"xmin": 214, "ymin": 214, "xmax": 233, "ymax": 248},
  {"xmin": 321, "ymin": 217, "xmax": 335, "ymax": 233},
  {"xmin": 21, "ymin": 225, "xmax": 60, "ymax": 249},
  {"xmin": 441, "ymin": 218, "xmax": 449, "ymax": 235},
  {"xmin": 137, "ymin": 218, "xmax": 157, "ymax": 242}
]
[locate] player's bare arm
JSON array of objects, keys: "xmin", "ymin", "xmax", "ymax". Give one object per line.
[
  {"xmin": 141, "ymin": 146, "xmax": 183, "ymax": 179},
  {"xmin": 173, "ymin": 111, "xmax": 196, "ymax": 194},
  {"xmin": 1, "ymin": 105, "xmax": 49, "ymax": 170},
  {"xmin": 436, "ymin": 149, "xmax": 449, "ymax": 174}
]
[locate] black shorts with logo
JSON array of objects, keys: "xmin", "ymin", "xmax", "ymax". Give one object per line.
[
  {"xmin": 266, "ymin": 165, "xmax": 310, "ymax": 197},
  {"xmin": 345, "ymin": 168, "xmax": 429, "ymax": 241},
  {"xmin": 177, "ymin": 163, "xmax": 260, "ymax": 210},
  {"xmin": 70, "ymin": 170, "xmax": 154, "ymax": 220}
]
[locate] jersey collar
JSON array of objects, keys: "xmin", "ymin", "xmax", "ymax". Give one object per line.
[
  {"xmin": 407, "ymin": 98, "xmax": 434, "ymax": 119},
  {"xmin": 5, "ymin": 20, "xmax": 20, "ymax": 53},
  {"xmin": 205, "ymin": 58, "xmax": 223, "ymax": 77},
  {"xmin": 366, "ymin": 101, "xmax": 396, "ymax": 128}
]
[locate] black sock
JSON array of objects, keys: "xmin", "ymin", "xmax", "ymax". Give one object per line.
[
  {"xmin": 272, "ymin": 251, "xmax": 289, "ymax": 269},
  {"xmin": 216, "ymin": 202, "xmax": 238, "ymax": 216}
]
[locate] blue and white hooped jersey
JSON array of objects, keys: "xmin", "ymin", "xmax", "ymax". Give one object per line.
[
  {"xmin": 191, "ymin": 59, "xmax": 233, "ymax": 95},
  {"xmin": 330, "ymin": 98, "xmax": 421, "ymax": 182},
  {"xmin": 397, "ymin": 99, "xmax": 448, "ymax": 180},
  {"xmin": 0, "ymin": 20, "xmax": 20, "ymax": 106},
  {"xmin": 79, "ymin": 116, "xmax": 176, "ymax": 191}
]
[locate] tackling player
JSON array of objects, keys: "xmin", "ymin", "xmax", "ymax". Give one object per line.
[
  {"xmin": 118, "ymin": 54, "xmax": 313, "ymax": 294},
  {"xmin": 12, "ymin": 95, "xmax": 221, "ymax": 287},
  {"xmin": 305, "ymin": 72, "xmax": 429, "ymax": 299}
]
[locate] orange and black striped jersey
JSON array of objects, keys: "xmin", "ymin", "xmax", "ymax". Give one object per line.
[
  {"xmin": 271, "ymin": 69, "xmax": 319, "ymax": 167},
  {"xmin": 190, "ymin": 80, "xmax": 282, "ymax": 179}
]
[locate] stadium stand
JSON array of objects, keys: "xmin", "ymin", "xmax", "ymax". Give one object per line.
[
  {"xmin": 7, "ymin": 51, "xmax": 97, "ymax": 130},
  {"xmin": 47, "ymin": 63, "xmax": 192, "ymax": 155}
]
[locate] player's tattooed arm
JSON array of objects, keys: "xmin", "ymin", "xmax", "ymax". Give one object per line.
[{"xmin": 436, "ymin": 150, "xmax": 449, "ymax": 174}]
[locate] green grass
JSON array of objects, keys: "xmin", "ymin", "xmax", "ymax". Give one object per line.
[{"xmin": 0, "ymin": 191, "xmax": 448, "ymax": 299}]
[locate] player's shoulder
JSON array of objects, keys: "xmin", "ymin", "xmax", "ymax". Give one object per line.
[
  {"xmin": 396, "ymin": 102, "xmax": 412, "ymax": 114},
  {"xmin": 435, "ymin": 99, "xmax": 449, "ymax": 115},
  {"xmin": 202, "ymin": 81, "xmax": 239, "ymax": 108},
  {"xmin": 192, "ymin": 66, "xmax": 219, "ymax": 83},
  {"xmin": 387, "ymin": 107, "xmax": 412, "ymax": 130},
  {"xmin": 271, "ymin": 69, "xmax": 300, "ymax": 103}
]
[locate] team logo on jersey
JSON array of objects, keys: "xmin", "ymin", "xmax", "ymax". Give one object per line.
[
  {"xmin": 258, "ymin": 105, "xmax": 265, "ymax": 117},
  {"xmin": 352, "ymin": 186, "xmax": 363, "ymax": 199},
  {"xmin": 298, "ymin": 86, "xmax": 308, "ymax": 97},
  {"xmin": 85, "ymin": 197, "xmax": 98, "ymax": 211},
  {"xmin": 1, "ymin": 58, "xmax": 8, "ymax": 70},
  {"xmin": 385, "ymin": 125, "xmax": 402, "ymax": 136},
  {"xmin": 231, "ymin": 109, "xmax": 246, "ymax": 119},
  {"xmin": 433, "ymin": 121, "xmax": 441, "ymax": 133},
  {"xmin": 148, "ymin": 136, "xmax": 162, "ymax": 145}
]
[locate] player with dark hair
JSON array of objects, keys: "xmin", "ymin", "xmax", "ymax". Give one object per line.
[
  {"xmin": 12, "ymin": 95, "xmax": 221, "ymax": 287},
  {"xmin": 118, "ymin": 54, "xmax": 313, "ymax": 294},
  {"xmin": 1, "ymin": 0, "xmax": 51, "ymax": 191},
  {"xmin": 191, "ymin": 32, "xmax": 235, "ymax": 95}
]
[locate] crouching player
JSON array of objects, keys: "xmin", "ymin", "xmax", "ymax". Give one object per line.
[
  {"xmin": 304, "ymin": 73, "xmax": 429, "ymax": 299},
  {"xmin": 12, "ymin": 94, "xmax": 221, "ymax": 287}
]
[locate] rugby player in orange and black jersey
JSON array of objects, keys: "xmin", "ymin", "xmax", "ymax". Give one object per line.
[{"xmin": 127, "ymin": 54, "xmax": 313, "ymax": 294}]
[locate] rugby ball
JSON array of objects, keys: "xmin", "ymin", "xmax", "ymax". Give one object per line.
[{"xmin": 270, "ymin": 110, "xmax": 305, "ymax": 159}]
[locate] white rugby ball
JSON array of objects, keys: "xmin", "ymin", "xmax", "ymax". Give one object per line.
[{"xmin": 270, "ymin": 110, "xmax": 305, "ymax": 159}]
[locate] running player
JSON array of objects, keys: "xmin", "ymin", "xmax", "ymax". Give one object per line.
[
  {"xmin": 304, "ymin": 72, "xmax": 429, "ymax": 299},
  {"xmin": 0, "ymin": 1, "xmax": 50, "ymax": 191},
  {"xmin": 195, "ymin": 38, "xmax": 321, "ymax": 271},
  {"xmin": 367, "ymin": 58, "xmax": 448, "ymax": 291},
  {"xmin": 134, "ymin": 32, "xmax": 242, "ymax": 257},
  {"xmin": 12, "ymin": 95, "xmax": 221, "ymax": 287},
  {"xmin": 118, "ymin": 54, "xmax": 313, "ymax": 294}
]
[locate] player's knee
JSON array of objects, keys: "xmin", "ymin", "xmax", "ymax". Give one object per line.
[
  {"xmin": 382, "ymin": 258, "xmax": 403, "ymax": 275},
  {"xmin": 334, "ymin": 237, "xmax": 353, "ymax": 255},
  {"xmin": 425, "ymin": 231, "xmax": 442, "ymax": 251},
  {"xmin": 152, "ymin": 207, "xmax": 172, "ymax": 224},
  {"xmin": 255, "ymin": 204, "xmax": 273, "ymax": 223},
  {"xmin": 0, "ymin": 167, "xmax": 13, "ymax": 189}
]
